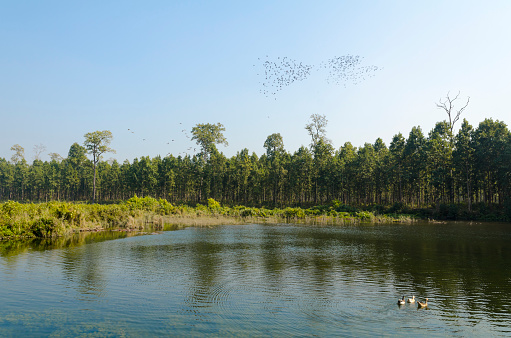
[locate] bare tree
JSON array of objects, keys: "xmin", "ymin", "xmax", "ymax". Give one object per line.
[
  {"xmin": 33, "ymin": 143, "xmax": 47, "ymax": 161},
  {"xmin": 436, "ymin": 91, "xmax": 470, "ymax": 140},
  {"xmin": 436, "ymin": 91, "xmax": 470, "ymax": 204}
]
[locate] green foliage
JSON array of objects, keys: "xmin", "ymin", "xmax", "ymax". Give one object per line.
[
  {"xmin": 125, "ymin": 195, "xmax": 174, "ymax": 215},
  {"xmin": 283, "ymin": 207, "xmax": 305, "ymax": 218},
  {"xmin": 331, "ymin": 200, "xmax": 359, "ymax": 213},
  {"xmin": 31, "ymin": 218, "xmax": 56, "ymax": 237},
  {"xmin": 10, "ymin": 144, "xmax": 25, "ymax": 164},
  {"xmin": 83, "ymin": 130, "xmax": 115, "ymax": 161},
  {"xmin": 207, "ymin": 198, "xmax": 221, "ymax": 209},
  {"xmin": 191, "ymin": 123, "xmax": 228, "ymax": 160},
  {"xmin": 355, "ymin": 211, "xmax": 375, "ymax": 220}
]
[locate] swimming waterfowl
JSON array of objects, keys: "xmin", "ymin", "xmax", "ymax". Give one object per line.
[
  {"xmin": 397, "ymin": 296, "xmax": 405, "ymax": 305},
  {"xmin": 407, "ymin": 295, "xmax": 415, "ymax": 303},
  {"xmin": 417, "ymin": 298, "xmax": 428, "ymax": 308}
]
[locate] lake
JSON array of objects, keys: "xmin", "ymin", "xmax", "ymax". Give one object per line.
[{"xmin": 1, "ymin": 222, "xmax": 510, "ymax": 336}]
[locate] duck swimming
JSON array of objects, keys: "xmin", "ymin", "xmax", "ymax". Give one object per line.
[
  {"xmin": 417, "ymin": 298, "xmax": 428, "ymax": 308},
  {"xmin": 397, "ymin": 296, "xmax": 405, "ymax": 305},
  {"xmin": 407, "ymin": 295, "xmax": 415, "ymax": 303}
]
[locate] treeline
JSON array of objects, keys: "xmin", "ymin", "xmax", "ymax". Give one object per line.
[{"xmin": 1, "ymin": 118, "xmax": 511, "ymax": 218}]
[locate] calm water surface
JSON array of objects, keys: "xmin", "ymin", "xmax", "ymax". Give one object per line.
[{"xmin": 1, "ymin": 222, "xmax": 510, "ymax": 336}]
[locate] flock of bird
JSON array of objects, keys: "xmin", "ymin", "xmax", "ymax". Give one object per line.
[
  {"xmin": 398, "ymin": 295, "xmax": 428, "ymax": 308},
  {"xmin": 256, "ymin": 54, "xmax": 381, "ymax": 98},
  {"xmin": 320, "ymin": 55, "xmax": 380, "ymax": 86},
  {"xmin": 257, "ymin": 56, "xmax": 314, "ymax": 97}
]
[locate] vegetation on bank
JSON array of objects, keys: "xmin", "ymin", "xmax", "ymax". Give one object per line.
[{"xmin": 0, "ymin": 196, "xmax": 421, "ymax": 239}]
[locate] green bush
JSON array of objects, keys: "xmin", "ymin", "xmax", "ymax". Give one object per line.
[
  {"xmin": 283, "ymin": 207, "xmax": 305, "ymax": 219},
  {"xmin": 207, "ymin": 198, "xmax": 221, "ymax": 209},
  {"xmin": 125, "ymin": 195, "xmax": 160, "ymax": 212},
  {"xmin": 356, "ymin": 211, "xmax": 375, "ymax": 220},
  {"xmin": 241, "ymin": 208, "xmax": 254, "ymax": 217},
  {"xmin": 158, "ymin": 198, "xmax": 174, "ymax": 215},
  {"xmin": 31, "ymin": 218, "xmax": 55, "ymax": 238}
]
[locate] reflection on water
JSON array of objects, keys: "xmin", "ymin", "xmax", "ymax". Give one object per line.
[{"xmin": 0, "ymin": 222, "xmax": 510, "ymax": 336}]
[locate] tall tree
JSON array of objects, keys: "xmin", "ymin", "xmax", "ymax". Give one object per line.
[
  {"xmin": 68, "ymin": 143, "xmax": 88, "ymax": 167},
  {"xmin": 373, "ymin": 138, "xmax": 389, "ymax": 205},
  {"xmin": 312, "ymin": 140, "xmax": 334, "ymax": 203},
  {"xmin": 289, "ymin": 147, "xmax": 313, "ymax": 204},
  {"xmin": 472, "ymin": 119, "xmax": 510, "ymax": 204},
  {"xmin": 426, "ymin": 122, "xmax": 453, "ymax": 206},
  {"xmin": 83, "ymin": 130, "xmax": 115, "ymax": 202},
  {"xmin": 10, "ymin": 144, "xmax": 25, "ymax": 164},
  {"xmin": 0, "ymin": 158, "xmax": 13, "ymax": 200},
  {"xmin": 264, "ymin": 133, "xmax": 285, "ymax": 158},
  {"xmin": 29, "ymin": 159, "xmax": 45, "ymax": 200},
  {"xmin": 337, "ymin": 142, "xmax": 358, "ymax": 204},
  {"xmin": 13, "ymin": 159, "xmax": 29, "ymax": 200},
  {"xmin": 305, "ymin": 113, "xmax": 330, "ymax": 148},
  {"xmin": 403, "ymin": 126, "xmax": 426, "ymax": 206},
  {"xmin": 453, "ymin": 119, "xmax": 474, "ymax": 210},
  {"xmin": 264, "ymin": 133, "xmax": 286, "ymax": 206},
  {"xmin": 389, "ymin": 134, "xmax": 405, "ymax": 203},
  {"xmin": 191, "ymin": 123, "xmax": 228, "ymax": 161}
]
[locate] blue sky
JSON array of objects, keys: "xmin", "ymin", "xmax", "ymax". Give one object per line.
[{"xmin": 1, "ymin": 1, "xmax": 510, "ymax": 162}]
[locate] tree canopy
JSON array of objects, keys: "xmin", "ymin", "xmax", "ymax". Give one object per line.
[{"xmin": 191, "ymin": 123, "xmax": 228, "ymax": 160}]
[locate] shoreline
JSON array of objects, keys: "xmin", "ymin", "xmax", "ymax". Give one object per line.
[{"xmin": 4, "ymin": 195, "xmax": 505, "ymax": 241}]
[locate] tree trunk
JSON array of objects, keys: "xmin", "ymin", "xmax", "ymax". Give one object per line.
[{"xmin": 93, "ymin": 154, "xmax": 97, "ymax": 202}]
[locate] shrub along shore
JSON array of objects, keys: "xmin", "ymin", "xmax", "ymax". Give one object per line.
[{"xmin": 0, "ymin": 196, "xmax": 419, "ymax": 240}]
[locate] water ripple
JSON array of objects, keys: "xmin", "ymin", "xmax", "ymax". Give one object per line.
[{"xmin": 1, "ymin": 223, "xmax": 510, "ymax": 336}]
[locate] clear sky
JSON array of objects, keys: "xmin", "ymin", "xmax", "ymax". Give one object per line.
[{"xmin": 1, "ymin": 1, "xmax": 510, "ymax": 163}]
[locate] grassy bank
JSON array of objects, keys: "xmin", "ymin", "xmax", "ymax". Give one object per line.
[{"xmin": 0, "ymin": 196, "xmax": 417, "ymax": 240}]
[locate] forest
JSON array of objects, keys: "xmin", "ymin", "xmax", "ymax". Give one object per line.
[{"xmin": 1, "ymin": 114, "xmax": 511, "ymax": 221}]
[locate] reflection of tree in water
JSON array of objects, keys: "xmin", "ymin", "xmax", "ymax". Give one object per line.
[
  {"xmin": 261, "ymin": 226, "xmax": 285, "ymax": 283},
  {"xmin": 261, "ymin": 226, "xmax": 341, "ymax": 319},
  {"xmin": 251, "ymin": 224, "xmax": 511, "ymax": 322},
  {"xmin": 0, "ymin": 231, "xmax": 129, "ymax": 275},
  {"xmin": 0, "ymin": 231, "xmax": 130, "ymax": 257},
  {"xmin": 183, "ymin": 230, "xmax": 223, "ymax": 314},
  {"xmin": 61, "ymin": 244, "xmax": 107, "ymax": 298},
  {"xmin": 333, "ymin": 223, "xmax": 511, "ymax": 319},
  {"xmin": 57, "ymin": 231, "xmax": 131, "ymax": 298}
]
